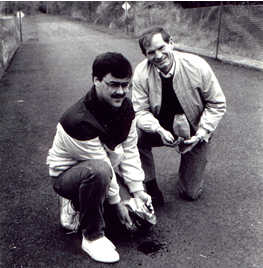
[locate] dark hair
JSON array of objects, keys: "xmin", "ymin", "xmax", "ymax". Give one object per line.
[
  {"xmin": 92, "ymin": 52, "xmax": 132, "ymax": 81},
  {"xmin": 139, "ymin": 27, "xmax": 171, "ymax": 55}
]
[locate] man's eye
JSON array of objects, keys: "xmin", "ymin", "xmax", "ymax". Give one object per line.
[
  {"xmin": 121, "ymin": 83, "xmax": 129, "ymax": 88},
  {"xmin": 108, "ymin": 82, "xmax": 130, "ymax": 89},
  {"xmin": 110, "ymin": 83, "xmax": 119, "ymax": 88}
]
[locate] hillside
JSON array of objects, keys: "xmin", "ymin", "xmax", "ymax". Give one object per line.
[
  {"xmin": 133, "ymin": 2, "xmax": 262, "ymax": 63},
  {"xmin": 1, "ymin": 1, "xmax": 262, "ymax": 67}
]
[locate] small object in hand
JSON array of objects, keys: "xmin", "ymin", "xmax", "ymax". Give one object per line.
[
  {"xmin": 123, "ymin": 198, "xmax": 157, "ymax": 231},
  {"xmin": 173, "ymin": 114, "xmax": 191, "ymax": 139}
]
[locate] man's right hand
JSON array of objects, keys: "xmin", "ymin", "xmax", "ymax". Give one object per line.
[
  {"xmin": 112, "ymin": 202, "xmax": 133, "ymax": 231},
  {"xmin": 156, "ymin": 126, "xmax": 178, "ymax": 147}
]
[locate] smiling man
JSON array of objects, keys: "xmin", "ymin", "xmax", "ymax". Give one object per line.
[
  {"xmin": 132, "ymin": 27, "xmax": 226, "ymax": 205},
  {"xmin": 46, "ymin": 52, "xmax": 151, "ymax": 263}
]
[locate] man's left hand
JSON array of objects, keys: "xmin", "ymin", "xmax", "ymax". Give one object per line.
[
  {"xmin": 133, "ymin": 191, "xmax": 153, "ymax": 213},
  {"xmin": 179, "ymin": 135, "xmax": 202, "ymax": 154}
]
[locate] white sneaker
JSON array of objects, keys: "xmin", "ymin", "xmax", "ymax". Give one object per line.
[
  {"xmin": 81, "ymin": 235, "xmax": 120, "ymax": 263},
  {"xmin": 59, "ymin": 196, "xmax": 80, "ymax": 232}
]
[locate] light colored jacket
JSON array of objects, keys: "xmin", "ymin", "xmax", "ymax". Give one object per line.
[
  {"xmin": 46, "ymin": 120, "xmax": 145, "ymax": 204},
  {"xmin": 132, "ymin": 51, "xmax": 226, "ymax": 141}
]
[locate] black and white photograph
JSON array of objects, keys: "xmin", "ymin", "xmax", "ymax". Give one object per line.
[{"xmin": 0, "ymin": 1, "xmax": 263, "ymax": 267}]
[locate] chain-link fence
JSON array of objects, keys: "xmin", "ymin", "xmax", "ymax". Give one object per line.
[
  {"xmin": 0, "ymin": 15, "xmax": 20, "ymax": 77},
  {"xmin": 218, "ymin": 4, "xmax": 262, "ymax": 67},
  {"xmin": 134, "ymin": 2, "xmax": 263, "ymax": 69},
  {"xmin": 0, "ymin": 2, "xmax": 262, "ymax": 70}
]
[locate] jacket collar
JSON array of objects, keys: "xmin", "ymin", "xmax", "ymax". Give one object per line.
[{"xmin": 157, "ymin": 61, "xmax": 175, "ymax": 78}]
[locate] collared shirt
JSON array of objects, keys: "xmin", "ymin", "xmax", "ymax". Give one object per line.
[{"xmin": 157, "ymin": 61, "xmax": 176, "ymax": 78}]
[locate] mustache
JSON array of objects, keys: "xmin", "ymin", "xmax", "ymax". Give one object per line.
[
  {"xmin": 155, "ymin": 58, "xmax": 166, "ymax": 63},
  {"xmin": 154, "ymin": 55, "xmax": 167, "ymax": 61},
  {"xmin": 111, "ymin": 93, "xmax": 126, "ymax": 98}
]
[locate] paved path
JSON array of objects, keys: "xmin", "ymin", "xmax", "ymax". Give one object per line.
[{"xmin": 0, "ymin": 14, "xmax": 263, "ymax": 268}]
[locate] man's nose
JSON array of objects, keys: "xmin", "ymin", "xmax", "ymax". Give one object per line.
[
  {"xmin": 155, "ymin": 50, "xmax": 162, "ymax": 59},
  {"xmin": 115, "ymin": 86, "xmax": 125, "ymax": 93}
]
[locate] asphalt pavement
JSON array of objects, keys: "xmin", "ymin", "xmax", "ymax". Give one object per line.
[{"xmin": 0, "ymin": 14, "xmax": 263, "ymax": 268}]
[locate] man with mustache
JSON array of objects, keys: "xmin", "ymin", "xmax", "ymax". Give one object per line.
[
  {"xmin": 132, "ymin": 27, "xmax": 226, "ymax": 205},
  {"xmin": 47, "ymin": 52, "xmax": 152, "ymax": 263}
]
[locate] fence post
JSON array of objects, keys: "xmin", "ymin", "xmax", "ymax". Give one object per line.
[
  {"xmin": 215, "ymin": 1, "xmax": 223, "ymax": 60},
  {"xmin": 18, "ymin": 11, "xmax": 23, "ymax": 43}
]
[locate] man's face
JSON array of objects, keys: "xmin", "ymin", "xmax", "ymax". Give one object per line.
[
  {"xmin": 94, "ymin": 73, "xmax": 130, "ymax": 108},
  {"xmin": 144, "ymin": 33, "xmax": 173, "ymax": 74}
]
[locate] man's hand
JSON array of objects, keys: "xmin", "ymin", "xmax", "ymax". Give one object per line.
[
  {"xmin": 133, "ymin": 190, "xmax": 153, "ymax": 213},
  {"xmin": 178, "ymin": 128, "xmax": 207, "ymax": 154},
  {"xmin": 113, "ymin": 202, "xmax": 133, "ymax": 230},
  {"xmin": 156, "ymin": 127, "xmax": 177, "ymax": 147},
  {"xmin": 180, "ymin": 135, "xmax": 202, "ymax": 154}
]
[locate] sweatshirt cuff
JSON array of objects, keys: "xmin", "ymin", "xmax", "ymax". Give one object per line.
[
  {"xmin": 152, "ymin": 122, "xmax": 162, "ymax": 133},
  {"xmin": 196, "ymin": 127, "xmax": 210, "ymax": 142},
  {"xmin": 126, "ymin": 181, "xmax": 144, "ymax": 194}
]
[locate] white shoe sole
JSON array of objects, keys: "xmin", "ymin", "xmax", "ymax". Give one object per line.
[{"xmin": 81, "ymin": 244, "xmax": 120, "ymax": 263}]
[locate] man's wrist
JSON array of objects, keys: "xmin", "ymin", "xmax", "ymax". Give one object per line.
[
  {"xmin": 156, "ymin": 126, "xmax": 163, "ymax": 135},
  {"xmin": 133, "ymin": 190, "xmax": 144, "ymax": 194},
  {"xmin": 196, "ymin": 128, "xmax": 207, "ymax": 141}
]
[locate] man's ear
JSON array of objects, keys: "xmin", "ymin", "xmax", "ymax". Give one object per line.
[
  {"xmin": 93, "ymin": 76, "xmax": 100, "ymax": 87},
  {"xmin": 169, "ymin": 37, "xmax": 175, "ymax": 49}
]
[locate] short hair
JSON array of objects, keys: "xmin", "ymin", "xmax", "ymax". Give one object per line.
[
  {"xmin": 139, "ymin": 27, "xmax": 171, "ymax": 55},
  {"xmin": 92, "ymin": 52, "xmax": 132, "ymax": 81}
]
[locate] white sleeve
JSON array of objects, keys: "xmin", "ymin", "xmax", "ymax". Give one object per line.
[
  {"xmin": 47, "ymin": 124, "xmax": 121, "ymax": 204},
  {"xmin": 132, "ymin": 68, "xmax": 161, "ymax": 133},
  {"xmin": 118, "ymin": 119, "xmax": 145, "ymax": 193},
  {"xmin": 198, "ymin": 58, "xmax": 226, "ymax": 135}
]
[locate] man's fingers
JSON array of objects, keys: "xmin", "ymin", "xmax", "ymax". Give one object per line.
[
  {"xmin": 127, "ymin": 220, "xmax": 133, "ymax": 227},
  {"xmin": 183, "ymin": 138, "xmax": 195, "ymax": 144},
  {"xmin": 183, "ymin": 136, "xmax": 198, "ymax": 144},
  {"xmin": 160, "ymin": 130, "xmax": 175, "ymax": 143},
  {"xmin": 164, "ymin": 136, "xmax": 174, "ymax": 144},
  {"xmin": 121, "ymin": 216, "xmax": 133, "ymax": 229},
  {"xmin": 146, "ymin": 196, "xmax": 152, "ymax": 206},
  {"xmin": 162, "ymin": 135, "xmax": 175, "ymax": 146},
  {"xmin": 180, "ymin": 138, "xmax": 200, "ymax": 154},
  {"xmin": 126, "ymin": 214, "xmax": 133, "ymax": 226}
]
